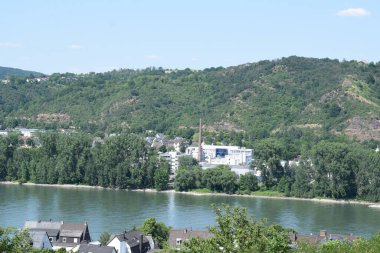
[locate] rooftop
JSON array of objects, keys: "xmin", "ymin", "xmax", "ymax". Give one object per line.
[{"xmin": 78, "ymin": 244, "xmax": 115, "ymax": 253}]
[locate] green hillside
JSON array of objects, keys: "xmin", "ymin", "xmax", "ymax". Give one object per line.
[
  {"xmin": 1, "ymin": 56, "xmax": 380, "ymax": 143},
  {"xmin": 0, "ymin": 66, "xmax": 43, "ymax": 79}
]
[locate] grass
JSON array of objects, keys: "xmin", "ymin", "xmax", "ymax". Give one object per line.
[
  {"xmin": 190, "ymin": 188, "xmax": 213, "ymax": 193},
  {"xmin": 251, "ymin": 190, "xmax": 285, "ymax": 197}
]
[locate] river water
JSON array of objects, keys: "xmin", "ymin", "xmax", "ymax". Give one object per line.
[{"xmin": 1, "ymin": 184, "xmax": 380, "ymax": 239}]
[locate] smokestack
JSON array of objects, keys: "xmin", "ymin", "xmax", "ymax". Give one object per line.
[{"xmin": 198, "ymin": 118, "xmax": 202, "ymax": 162}]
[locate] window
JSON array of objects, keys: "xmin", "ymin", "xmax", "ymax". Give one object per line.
[
  {"xmin": 74, "ymin": 238, "xmax": 78, "ymax": 243},
  {"xmin": 176, "ymin": 238, "xmax": 182, "ymax": 246},
  {"xmin": 48, "ymin": 237, "xmax": 53, "ymax": 242},
  {"xmin": 62, "ymin": 238, "xmax": 66, "ymax": 243}
]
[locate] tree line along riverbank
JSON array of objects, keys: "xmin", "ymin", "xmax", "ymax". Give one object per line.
[{"xmin": 2, "ymin": 133, "xmax": 380, "ymax": 202}]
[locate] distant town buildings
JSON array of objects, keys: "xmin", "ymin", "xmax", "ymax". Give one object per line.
[
  {"xmin": 159, "ymin": 151, "xmax": 188, "ymax": 176},
  {"xmin": 186, "ymin": 144, "xmax": 253, "ymax": 166},
  {"xmin": 145, "ymin": 134, "xmax": 188, "ymax": 152}
]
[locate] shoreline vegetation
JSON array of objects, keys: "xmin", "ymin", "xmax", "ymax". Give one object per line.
[{"xmin": 2, "ymin": 181, "xmax": 380, "ymax": 208}]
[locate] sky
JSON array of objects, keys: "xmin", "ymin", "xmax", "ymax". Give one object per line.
[{"xmin": 0, "ymin": 0, "xmax": 379, "ymax": 74}]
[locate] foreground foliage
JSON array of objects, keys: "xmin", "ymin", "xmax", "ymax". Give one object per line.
[
  {"xmin": 294, "ymin": 234, "xmax": 380, "ymax": 253},
  {"xmin": 0, "ymin": 227, "xmax": 64, "ymax": 253},
  {"xmin": 141, "ymin": 217, "xmax": 170, "ymax": 249},
  {"xmin": 183, "ymin": 205, "xmax": 290, "ymax": 253},
  {"xmin": 168, "ymin": 205, "xmax": 380, "ymax": 253}
]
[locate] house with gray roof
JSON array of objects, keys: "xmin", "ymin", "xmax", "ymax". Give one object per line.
[
  {"xmin": 24, "ymin": 220, "xmax": 62, "ymax": 242},
  {"xmin": 168, "ymin": 228, "xmax": 213, "ymax": 249},
  {"xmin": 28, "ymin": 230, "xmax": 52, "ymax": 249},
  {"xmin": 78, "ymin": 244, "xmax": 116, "ymax": 253},
  {"xmin": 107, "ymin": 230, "xmax": 151, "ymax": 253},
  {"xmin": 24, "ymin": 220, "xmax": 91, "ymax": 251},
  {"xmin": 58, "ymin": 222, "xmax": 91, "ymax": 244},
  {"xmin": 288, "ymin": 230, "xmax": 359, "ymax": 248}
]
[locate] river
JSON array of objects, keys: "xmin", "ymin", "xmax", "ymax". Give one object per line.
[{"xmin": 1, "ymin": 184, "xmax": 380, "ymax": 239}]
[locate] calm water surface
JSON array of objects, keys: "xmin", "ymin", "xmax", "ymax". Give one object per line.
[{"xmin": 1, "ymin": 184, "xmax": 380, "ymax": 239}]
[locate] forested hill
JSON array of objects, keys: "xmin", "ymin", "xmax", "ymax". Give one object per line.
[
  {"xmin": 0, "ymin": 66, "xmax": 43, "ymax": 79},
  {"xmin": 1, "ymin": 56, "xmax": 380, "ymax": 142}
]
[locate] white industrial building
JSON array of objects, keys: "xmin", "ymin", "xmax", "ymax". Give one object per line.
[{"xmin": 186, "ymin": 144, "xmax": 253, "ymax": 166}]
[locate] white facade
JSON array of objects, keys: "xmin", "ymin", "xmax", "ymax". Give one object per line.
[
  {"xmin": 186, "ymin": 144, "xmax": 253, "ymax": 166},
  {"xmin": 108, "ymin": 237, "xmax": 127, "ymax": 253},
  {"xmin": 15, "ymin": 128, "xmax": 41, "ymax": 137},
  {"xmin": 160, "ymin": 151, "xmax": 190, "ymax": 175}
]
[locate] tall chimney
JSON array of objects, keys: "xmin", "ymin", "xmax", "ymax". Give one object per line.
[{"xmin": 198, "ymin": 118, "xmax": 202, "ymax": 162}]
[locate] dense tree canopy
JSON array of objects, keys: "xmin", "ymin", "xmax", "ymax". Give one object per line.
[
  {"xmin": 0, "ymin": 133, "xmax": 168, "ymax": 190},
  {"xmin": 1, "ymin": 57, "xmax": 380, "ymax": 142}
]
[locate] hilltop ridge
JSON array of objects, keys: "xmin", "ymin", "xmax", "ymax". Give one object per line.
[
  {"xmin": 1, "ymin": 56, "xmax": 380, "ymax": 142},
  {"xmin": 0, "ymin": 66, "xmax": 44, "ymax": 79}
]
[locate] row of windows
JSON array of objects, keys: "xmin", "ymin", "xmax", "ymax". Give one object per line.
[{"xmin": 48, "ymin": 237, "xmax": 78, "ymax": 243}]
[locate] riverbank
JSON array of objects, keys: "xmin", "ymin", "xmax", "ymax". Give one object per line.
[{"xmin": 1, "ymin": 181, "xmax": 379, "ymax": 207}]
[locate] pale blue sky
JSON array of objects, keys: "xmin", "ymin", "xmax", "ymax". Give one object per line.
[{"xmin": 0, "ymin": 0, "xmax": 378, "ymax": 74}]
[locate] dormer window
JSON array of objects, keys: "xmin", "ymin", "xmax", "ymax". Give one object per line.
[{"xmin": 176, "ymin": 238, "xmax": 182, "ymax": 245}]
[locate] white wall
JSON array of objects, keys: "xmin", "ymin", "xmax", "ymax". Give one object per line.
[{"xmin": 108, "ymin": 238, "xmax": 127, "ymax": 253}]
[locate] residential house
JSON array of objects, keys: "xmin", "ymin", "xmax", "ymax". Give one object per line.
[
  {"xmin": 77, "ymin": 244, "xmax": 116, "ymax": 253},
  {"xmin": 289, "ymin": 230, "xmax": 359, "ymax": 248},
  {"xmin": 28, "ymin": 230, "xmax": 53, "ymax": 250},
  {"xmin": 24, "ymin": 220, "xmax": 62, "ymax": 243},
  {"xmin": 55, "ymin": 222, "xmax": 91, "ymax": 249},
  {"xmin": 107, "ymin": 230, "xmax": 151, "ymax": 253},
  {"xmin": 24, "ymin": 220, "xmax": 91, "ymax": 251},
  {"xmin": 168, "ymin": 228, "xmax": 213, "ymax": 250}
]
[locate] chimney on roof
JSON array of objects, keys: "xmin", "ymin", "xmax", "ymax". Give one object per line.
[
  {"xmin": 84, "ymin": 221, "xmax": 88, "ymax": 226},
  {"xmin": 139, "ymin": 234, "xmax": 143, "ymax": 253},
  {"xmin": 184, "ymin": 228, "xmax": 187, "ymax": 234},
  {"xmin": 320, "ymin": 230, "xmax": 327, "ymax": 237}
]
